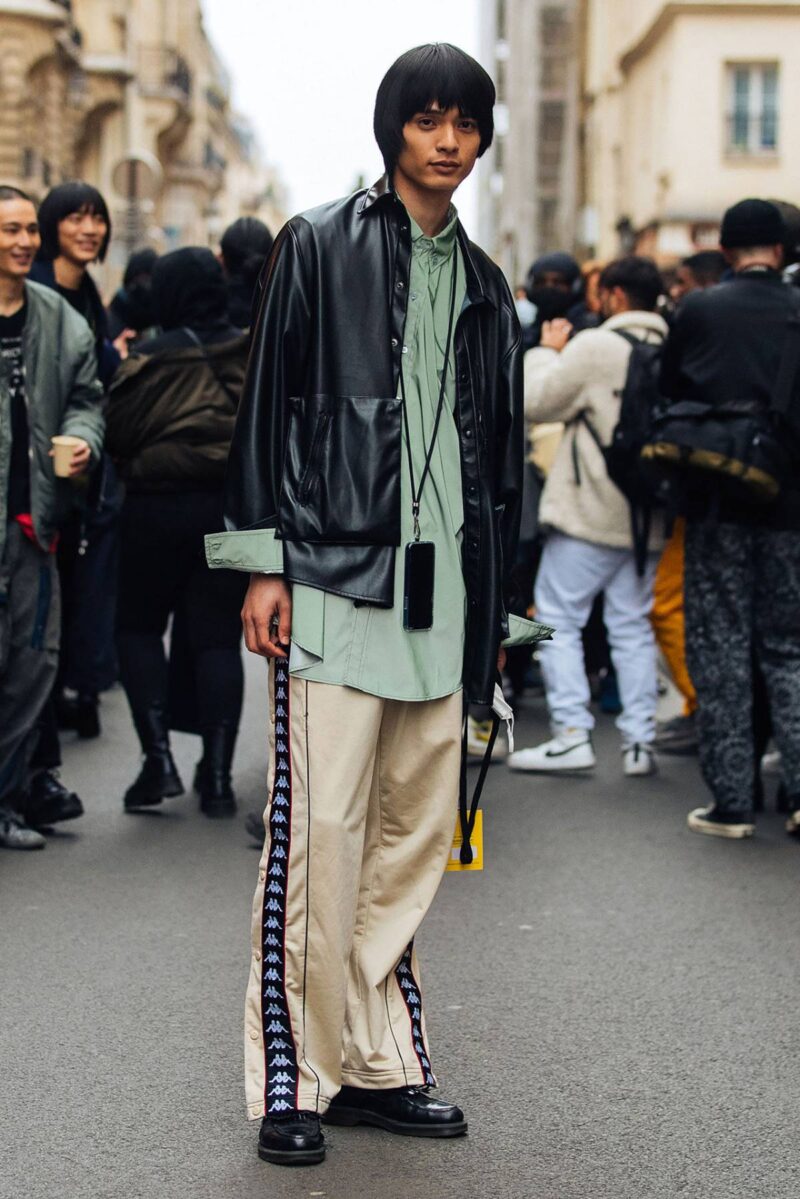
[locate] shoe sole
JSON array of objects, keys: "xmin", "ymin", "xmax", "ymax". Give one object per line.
[
  {"xmin": 687, "ymin": 814, "xmax": 755, "ymax": 839},
  {"xmin": 508, "ymin": 762, "xmax": 595, "ymax": 775},
  {"xmin": 257, "ymin": 1144, "xmax": 325, "ymax": 1166},
  {"xmin": 324, "ymin": 1107, "xmax": 467, "ymax": 1138},
  {"xmin": 124, "ymin": 781, "xmax": 184, "ymax": 811}
]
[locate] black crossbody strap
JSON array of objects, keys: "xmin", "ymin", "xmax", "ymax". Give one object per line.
[{"xmin": 182, "ymin": 326, "xmax": 240, "ymax": 407}]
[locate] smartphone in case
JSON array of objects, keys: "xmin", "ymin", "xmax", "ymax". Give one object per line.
[{"xmin": 403, "ymin": 541, "xmax": 435, "ymax": 631}]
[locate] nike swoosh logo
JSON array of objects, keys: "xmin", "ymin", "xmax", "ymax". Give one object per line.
[{"xmin": 545, "ymin": 744, "xmax": 589, "ymax": 758}]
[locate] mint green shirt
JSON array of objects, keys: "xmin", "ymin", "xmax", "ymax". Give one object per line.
[
  {"xmin": 287, "ymin": 209, "xmax": 467, "ymax": 700},
  {"xmin": 205, "ymin": 209, "xmax": 551, "ymax": 695}
]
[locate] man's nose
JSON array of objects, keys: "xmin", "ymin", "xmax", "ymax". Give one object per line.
[{"xmin": 437, "ymin": 123, "xmax": 459, "ymax": 152}]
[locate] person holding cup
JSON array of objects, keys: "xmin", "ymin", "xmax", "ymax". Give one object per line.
[{"xmin": 0, "ymin": 185, "xmax": 104, "ymax": 850}]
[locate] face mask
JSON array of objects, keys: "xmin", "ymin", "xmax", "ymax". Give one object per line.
[
  {"xmin": 514, "ymin": 296, "xmax": 537, "ymax": 328},
  {"xmin": 527, "ymin": 285, "xmax": 573, "ymax": 322}
]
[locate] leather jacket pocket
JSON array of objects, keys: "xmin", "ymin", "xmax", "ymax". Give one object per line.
[{"xmin": 278, "ymin": 395, "xmax": 402, "ymax": 545}]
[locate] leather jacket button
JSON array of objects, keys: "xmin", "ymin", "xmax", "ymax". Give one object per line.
[
  {"xmin": 396, "ymin": 280, "xmax": 405, "ymax": 290},
  {"xmin": 470, "ymin": 540, "xmax": 478, "ymax": 550},
  {"xmin": 391, "ymin": 337, "xmax": 398, "ymax": 348},
  {"xmin": 468, "ymin": 485, "xmax": 477, "ymax": 495},
  {"xmin": 464, "ymin": 428, "xmax": 472, "ymax": 438}
]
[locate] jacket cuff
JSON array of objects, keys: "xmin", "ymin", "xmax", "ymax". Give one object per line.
[
  {"xmin": 501, "ymin": 613, "xmax": 554, "ymax": 647},
  {"xmin": 204, "ymin": 528, "xmax": 284, "ymax": 573}
]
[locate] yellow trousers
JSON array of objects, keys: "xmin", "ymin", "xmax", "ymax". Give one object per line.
[{"xmin": 651, "ymin": 517, "xmax": 697, "ymax": 717}]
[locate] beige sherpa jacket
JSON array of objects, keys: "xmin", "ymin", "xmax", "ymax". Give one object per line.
[{"xmin": 524, "ymin": 310, "xmax": 669, "ymax": 551}]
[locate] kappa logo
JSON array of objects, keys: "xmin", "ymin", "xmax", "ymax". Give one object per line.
[
  {"xmin": 271, "ymin": 1100, "xmax": 293, "ymax": 1113},
  {"xmin": 265, "ymin": 952, "xmax": 281, "ymax": 964},
  {"xmin": 272, "ymin": 1071, "xmax": 293, "ymax": 1085},
  {"xmin": 274, "ymin": 776, "xmax": 289, "ymax": 790},
  {"xmin": 272, "ymin": 845, "xmax": 287, "ymax": 858},
  {"xmin": 269, "ymin": 862, "xmax": 284, "ymax": 877},
  {"xmin": 273, "ymin": 1054, "xmax": 293, "ymax": 1067},
  {"xmin": 275, "ymin": 722, "xmax": 286, "ymax": 735},
  {"xmin": 265, "ymin": 1004, "xmax": 283, "ymax": 1016},
  {"xmin": 272, "ymin": 812, "xmax": 288, "ymax": 826},
  {"xmin": 264, "ymin": 986, "xmax": 281, "ymax": 999},
  {"xmin": 400, "ymin": 978, "xmax": 413, "ymax": 992},
  {"xmin": 273, "ymin": 829, "xmax": 288, "ymax": 842},
  {"xmin": 266, "ymin": 883, "xmax": 284, "ymax": 896},
  {"xmin": 265, "ymin": 899, "xmax": 281, "ymax": 912},
  {"xmin": 265, "ymin": 935, "xmax": 280, "ymax": 948},
  {"xmin": 415, "ymin": 1040, "xmax": 425, "ymax": 1054},
  {"xmin": 397, "ymin": 962, "xmax": 410, "ymax": 975},
  {"xmin": 270, "ymin": 1038, "xmax": 291, "ymax": 1049},
  {"xmin": 276, "ymin": 686, "xmax": 287, "ymax": 700},
  {"xmin": 276, "ymin": 705, "xmax": 287, "ymax": 717},
  {"xmin": 412, "ymin": 1007, "xmax": 421, "ymax": 1020},
  {"xmin": 276, "ymin": 740, "xmax": 288, "ymax": 754},
  {"xmin": 265, "ymin": 969, "xmax": 281, "ymax": 981},
  {"xmin": 270, "ymin": 1085, "xmax": 293, "ymax": 1097},
  {"xmin": 265, "ymin": 917, "xmax": 280, "ymax": 929},
  {"xmin": 265, "ymin": 1020, "xmax": 289, "ymax": 1034}
]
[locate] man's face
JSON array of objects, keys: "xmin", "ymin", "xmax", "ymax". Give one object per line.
[
  {"xmin": 669, "ymin": 264, "xmax": 697, "ymax": 303},
  {"xmin": 0, "ymin": 198, "xmax": 40, "ymax": 281},
  {"xmin": 57, "ymin": 205, "xmax": 107, "ymax": 266},
  {"xmin": 395, "ymin": 103, "xmax": 481, "ymax": 195}
]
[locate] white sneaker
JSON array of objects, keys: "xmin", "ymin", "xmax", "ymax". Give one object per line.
[
  {"xmin": 761, "ymin": 749, "xmax": 782, "ymax": 776},
  {"xmin": 508, "ymin": 730, "xmax": 595, "ymax": 773},
  {"xmin": 467, "ymin": 716, "xmax": 506, "ymax": 762},
  {"xmin": 623, "ymin": 743, "xmax": 657, "ymax": 777}
]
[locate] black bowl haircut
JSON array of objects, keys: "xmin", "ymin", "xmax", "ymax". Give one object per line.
[
  {"xmin": 374, "ymin": 43, "xmax": 495, "ymax": 178},
  {"xmin": 37, "ymin": 181, "xmax": 112, "ymax": 263}
]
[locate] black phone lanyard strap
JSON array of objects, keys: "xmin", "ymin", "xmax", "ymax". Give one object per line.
[{"xmin": 398, "ymin": 256, "xmax": 459, "ymax": 542}]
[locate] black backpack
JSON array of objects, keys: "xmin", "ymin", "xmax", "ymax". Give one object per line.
[{"xmin": 573, "ymin": 330, "xmax": 673, "ymax": 573}]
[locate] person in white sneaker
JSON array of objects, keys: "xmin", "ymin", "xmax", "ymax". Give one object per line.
[{"xmin": 508, "ymin": 258, "xmax": 667, "ymax": 779}]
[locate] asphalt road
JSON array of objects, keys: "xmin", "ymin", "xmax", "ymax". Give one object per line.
[{"xmin": 3, "ymin": 656, "xmax": 799, "ymax": 1199}]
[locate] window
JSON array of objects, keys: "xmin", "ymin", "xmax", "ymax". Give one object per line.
[{"xmin": 726, "ymin": 63, "xmax": 779, "ymax": 154}]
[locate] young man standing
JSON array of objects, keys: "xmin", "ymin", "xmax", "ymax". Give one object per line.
[
  {"xmin": 0, "ymin": 186, "xmax": 104, "ymax": 849},
  {"xmin": 206, "ymin": 44, "xmax": 537, "ymax": 1167}
]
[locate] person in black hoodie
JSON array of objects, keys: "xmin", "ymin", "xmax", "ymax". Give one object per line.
[
  {"xmin": 107, "ymin": 248, "xmax": 249, "ymax": 818},
  {"xmin": 660, "ymin": 198, "xmax": 800, "ymax": 840},
  {"xmin": 219, "ymin": 216, "xmax": 273, "ymax": 330}
]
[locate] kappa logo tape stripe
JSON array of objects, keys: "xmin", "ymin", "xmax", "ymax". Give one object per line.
[
  {"xmin": 261, "ymin": 656, "xmax": 300, "ymax": 1115},
  {"xmin": 395, "ymin": 942, "xmax": 435, "ymax": 1087}
]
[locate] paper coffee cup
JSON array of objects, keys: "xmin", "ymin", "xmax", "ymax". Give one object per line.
[{"xmin": 51, "ymin": 435, "xmax": 83, "ymax": 478}]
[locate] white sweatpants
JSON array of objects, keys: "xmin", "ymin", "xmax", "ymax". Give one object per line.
[{"xmin": 535, "ymin": 532, "xmax": 658, "ymax": 747}]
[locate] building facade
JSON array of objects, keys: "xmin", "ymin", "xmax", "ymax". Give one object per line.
[
  {"xmin": 0, "ymin": 0, "xmax": 286, "ymax": 289},
  {"xmin": 582, "ymin": 0, "xmax": 800, "ymax": 261},
  {"xmin": 479, "ymin": 0, "xmax": 582, "ymax": 287}
]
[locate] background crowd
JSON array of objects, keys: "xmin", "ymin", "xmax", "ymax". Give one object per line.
[{"xmin": 2, "ymin": 178, "xmax": 800, "ymax": 849}]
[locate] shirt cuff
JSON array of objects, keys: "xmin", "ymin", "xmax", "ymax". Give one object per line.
[
  {"xmin": 501, "ymin": 613, "xmax": 554, "ymax": 647},
  {"xmin": 204, "ymin": 528, "xmax": 284, "ymax": 573}
]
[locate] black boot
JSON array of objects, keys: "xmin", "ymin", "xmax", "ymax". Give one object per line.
[
  {"xmin": 27, "ymin": 770, "xmax": 85, "ymax": 828},
  {"xmin": 75, "ymin": 692, "xmax": 101, "ymax": 740},
  {"xmin": 195, "ymin": 724, "xmax": 237, "ymax": 819},
  {"xmin": 124, "ymin": 704, "xmax": 184, "ymax": 812}
]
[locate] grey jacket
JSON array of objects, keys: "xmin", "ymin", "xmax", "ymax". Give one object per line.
[{"xmin": 0, "ymin": 280, "xmax": 105, "ymax": 561}]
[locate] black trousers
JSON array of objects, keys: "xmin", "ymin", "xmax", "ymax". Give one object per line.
[
  {"xmin": 117, "ymin": 492, "xmax": 247, "ymax": 737},
  {"xmin": 684, "ymin": 520, "xmax": 800, "ymax": 814}
]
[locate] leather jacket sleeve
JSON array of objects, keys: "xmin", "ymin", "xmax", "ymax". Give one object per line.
[{"xmin": 224, "ymin": 223, "xmax": 311, "ymax": 531}]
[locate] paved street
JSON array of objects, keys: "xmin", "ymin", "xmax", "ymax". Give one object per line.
[{"xmin": 3, "ymin": 655, "xmax": 800, "ymax": 1199}]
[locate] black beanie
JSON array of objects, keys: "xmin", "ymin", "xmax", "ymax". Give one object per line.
[{"xmin": 719, "ymin": 198, "xmax": 785, "ymax": 249}]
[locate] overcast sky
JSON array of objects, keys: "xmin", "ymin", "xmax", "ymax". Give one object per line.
[{"xmin": 202, "ymin": 0, "xmax": 483, "ymax": 229}]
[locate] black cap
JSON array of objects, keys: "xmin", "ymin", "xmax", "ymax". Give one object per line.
[{"xmin": 719, "ymin": 198, "xmax": 785, "ymax": 249}]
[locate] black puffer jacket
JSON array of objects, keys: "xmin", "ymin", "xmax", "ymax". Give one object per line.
[{"xmin": 225, "ymin": 178, "xmax": 523, "ymax": 704}]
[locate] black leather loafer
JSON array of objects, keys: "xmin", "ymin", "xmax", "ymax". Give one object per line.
[
  {"xmin": 258, "ymin": 1112, "xmax": 325, "ymax": 1166},
  {"xmin": 325, "ymin": 1085, "xmax": 467, "ymax": 1138}
]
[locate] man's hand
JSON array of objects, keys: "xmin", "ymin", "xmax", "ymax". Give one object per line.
[
  {"xmin": 540, "ymin": 318, "xmax": 572, "ymax": 352},
  {"xmin": 242, "ymin": 575, "xmax": 292, "ymax": 659},
  {"xmin": 64, "ymin": 438, "xmax": 91, "ymax": 477}
]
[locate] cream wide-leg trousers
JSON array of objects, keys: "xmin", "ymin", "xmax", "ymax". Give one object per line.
[{"xmin": 244, "ymin": 657, "xmax": 463, "ymax": 1120}]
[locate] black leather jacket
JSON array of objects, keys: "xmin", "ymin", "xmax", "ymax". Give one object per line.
[{"xmin": 224, "ymin": 178, "xmax": 523, "ymax": 704}]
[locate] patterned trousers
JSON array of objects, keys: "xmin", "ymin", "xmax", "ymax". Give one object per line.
[{"xmin": 684, "ymin": 520, "xmax": 800, "ymax": 814}]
